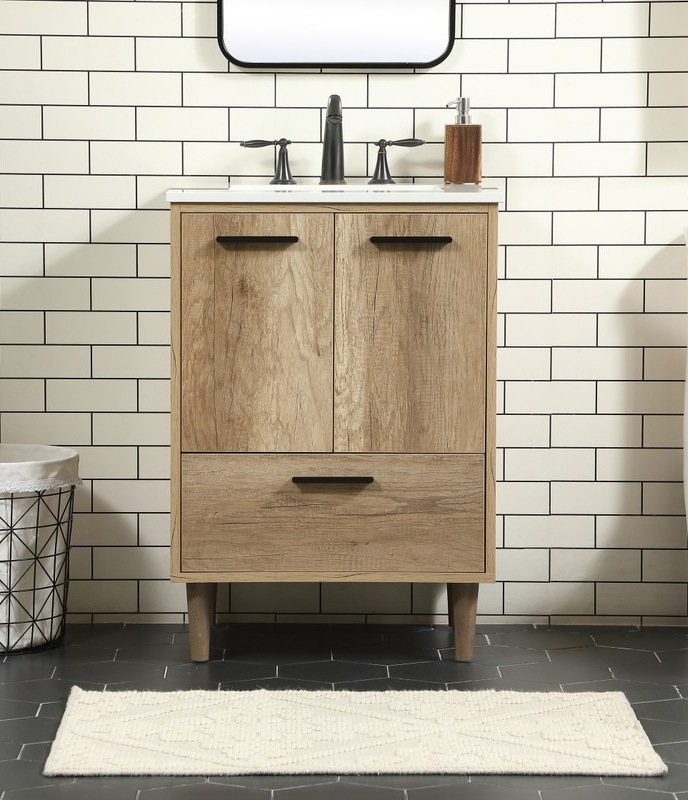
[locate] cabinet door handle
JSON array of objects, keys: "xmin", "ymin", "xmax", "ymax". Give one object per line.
[
  {"xmin": 292, "ymin": 476, "xmax": 374, "ymax": 485},
  {"xmin": 216, "ymin": 235, "xmax": 299, "ymax": 244},
  {"xmin": 369, "ymin": 235, "xmax": 453, "ymax": 245}
]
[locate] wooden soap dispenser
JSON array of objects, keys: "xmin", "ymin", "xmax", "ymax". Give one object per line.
[{"xmin": 444, "ymin": 97, "xmax": 482, "ymax": 184}]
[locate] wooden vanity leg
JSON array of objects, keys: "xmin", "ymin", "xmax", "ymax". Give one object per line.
[
  {"xmin": 448, "ymin": 582, "xmax": 479, "ymax": 662},
  {"xmin": 187, "ymin": 582, "xmax": 216, "ymax": 662}
]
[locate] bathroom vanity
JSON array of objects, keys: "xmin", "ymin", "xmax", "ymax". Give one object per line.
[{"xmin": 167, "ymin": 184, "xmax": 500, "ymax": 662}]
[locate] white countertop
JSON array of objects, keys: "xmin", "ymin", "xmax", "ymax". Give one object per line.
[{"xmin": 166, "ymin": 184, "xmax": 502, "ymax": 204}]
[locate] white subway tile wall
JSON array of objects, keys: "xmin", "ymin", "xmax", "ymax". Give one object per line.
[{"xmin": 1, "ymin": 1, "xmax": 687, "ymax": 625}]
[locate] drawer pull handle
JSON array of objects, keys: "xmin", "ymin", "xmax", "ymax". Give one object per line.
[
  {"xmin": 292, "ymin": 476, "xmax": 374, "ymax": 485},
  {"xmin": 369, "ymin": 236, "xmax": 453, "ymax": 245},
  {"xmin": 216, "ymin": 235, "xmax": 299, "ymax": 244}
]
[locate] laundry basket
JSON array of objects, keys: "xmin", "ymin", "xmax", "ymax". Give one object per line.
[{"xmin": 0, "ymin": 444, "xmax": 81, "ymax": 654}]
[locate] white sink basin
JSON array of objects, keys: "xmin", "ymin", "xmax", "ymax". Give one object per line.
[
  {"xmin": 166, "ymin": 184, "xmax": 502, "ymax": 205},
  {"xmin": 227, "ymin": 183, "xmax": 438, "ymax": 192}
]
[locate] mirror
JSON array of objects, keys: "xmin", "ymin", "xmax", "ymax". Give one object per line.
[{"xmin": 218, "ymin": 0, "xmax": 455, "ymax": 68}]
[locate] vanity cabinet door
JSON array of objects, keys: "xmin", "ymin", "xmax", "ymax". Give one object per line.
[
  {"xmin": 180, "ymin": 213, "xmax": 334, "ymax": 452},
  {"xmin": 334, "ymin": 213, "xmax": 487, "ymax": 453}
]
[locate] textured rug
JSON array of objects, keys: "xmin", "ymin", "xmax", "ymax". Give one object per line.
[{"xmin": 44, "ymin": 687, "xmax": 667, "ymax": 777}]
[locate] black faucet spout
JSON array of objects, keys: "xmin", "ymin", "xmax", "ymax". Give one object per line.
[{"xmin": 320, "ymin": 95, "xmax": 345, "ymax": 184}]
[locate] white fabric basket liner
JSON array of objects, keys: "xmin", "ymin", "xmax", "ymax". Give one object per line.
[{"xmin": 0, "ymin": 444, "xmax": 81, "ymax": 495}]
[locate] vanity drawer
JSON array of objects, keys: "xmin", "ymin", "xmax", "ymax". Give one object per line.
[{"xmin": 180, "ymin": 453, "xmax": 485, "ymax": 576}]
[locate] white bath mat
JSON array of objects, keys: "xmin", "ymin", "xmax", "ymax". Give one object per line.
[{"xmin": 44, "ymin": 687, "xmax": 667, "ymax": 777}]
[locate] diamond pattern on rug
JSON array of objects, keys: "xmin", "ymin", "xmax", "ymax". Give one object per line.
[{"xmin": 44, "ymin": 688, "xmax": 667, "ymax": 777}]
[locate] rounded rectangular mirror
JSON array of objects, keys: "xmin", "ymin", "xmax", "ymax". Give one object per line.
[{"xmin": 218, "ymin": 0, "xmax": 455, "ymax": 68}]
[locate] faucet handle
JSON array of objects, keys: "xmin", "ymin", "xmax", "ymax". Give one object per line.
[
  {"xmin": 240, "ymin": 139, "xmax": 277, "ymax": 148},
  {"xmin": 387, "ymin": 138, "xmax": 425, "ymax": 148},
  {"xmin": 369, "ymin": 138, "xmax": 426, "ymax": 185},
  {"xmin": 239, "ymin": 138, "xmax": 296, "ymax": 185}
]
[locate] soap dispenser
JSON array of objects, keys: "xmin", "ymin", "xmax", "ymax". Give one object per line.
[{"xmin": 444, "ymin": 97, "xmax": 482, "ymax": 184}]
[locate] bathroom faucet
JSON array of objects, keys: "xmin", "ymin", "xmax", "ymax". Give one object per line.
[{"xmin": 320, "ymin": 95, "xmax": 345, "ymax": 184}]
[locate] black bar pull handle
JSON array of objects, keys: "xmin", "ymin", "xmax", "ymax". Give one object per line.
[
  {"xmin": 369, "ymin": 236, "xmax": 453, "ymax": 245},
  {"xmin": 292, "ymin": 476, "xmax": 374, "ymax": 485},
  {"xmin": 216, "ymin": 235, "xmax": 299, "ymax": 244}
]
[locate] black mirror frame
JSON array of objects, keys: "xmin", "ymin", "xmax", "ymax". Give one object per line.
[{"xmin": 217, "ymin": 1, "xmax": 456, "ymax": 69}]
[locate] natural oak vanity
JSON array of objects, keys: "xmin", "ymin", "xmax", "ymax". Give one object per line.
[{"xmin": 167, "ymin": 184, "xmax": 499, "ymax": 662}]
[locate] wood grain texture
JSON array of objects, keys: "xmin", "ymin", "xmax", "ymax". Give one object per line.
[
  {"xmin": 449, "ymin": 582, "xmax": 479, "ymax": 661},
  {"xmin": 181, "ymin": 213, "xmax": 333, "ymax": 452},
  {"xmin": 170, "ymin": 203, "xmax": 182, "ymax": 576},
  {"xmin": 187, "ymin": 583, "xmax": 216, "ymax": 661},
  {"xmin": 484, "ymin": 205, "xmax": 498, "ymax": 579},
  {"xmin": 444, "ymin": 125, "xmax": 482, "ymax": 184},
  {"xmin": 335, "ymin": 213, "xmax": 487, "ymax": 453},
  {"xmin": 180, "ymin": 453, "xmax": 485, "ymax": 576}
]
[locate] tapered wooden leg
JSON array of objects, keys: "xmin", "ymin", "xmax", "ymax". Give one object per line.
[
  {"xmin": 187, "ymin": 582, "xmax": 216, "ymax": 662},
  {"xmin": 448, "ymin": 582, "xmax": 479, "ymax": 662},
  {"xmin": 446, "ymin": 584, "xmax": 455, "ymax": 629}
]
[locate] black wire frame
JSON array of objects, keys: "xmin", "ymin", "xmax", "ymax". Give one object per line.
[{"xmin": 0, "ymin": 486, "xmax": 75, "ymax": 655}]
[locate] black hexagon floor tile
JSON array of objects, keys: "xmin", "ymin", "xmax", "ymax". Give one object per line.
[
  {"xmin": 593, "ymin": 629, "xmax": 688, "ymax": 652},
  {"xmin": 463, "ymin": 644, "xmax": 551, "ymax": 667},
  {"xmin": 4, "ymin": 644, "xmax": 117, "ymax": 667},
  {"xmin": 541, "ymin": 784, "xmax": 671, "ymax": 798},
  {"xmin": 487, "ymin": 630, "xmax": 595, "ymax": 650},
  {"xmin": 0, "ymin": 756, "xmax": 74, "ymax": 790},
  {"xmin": 36, "ymin": 700, "xmax": 67, "ymax": 719},
  {"xmin": 346, "ymin": 775, "xmax": 468, "ymax": 790},
  {"xmin": 633, "ymin": 698, "xmax": 688, "ymax": 723},
  {"xmin": 0, "ymin": 660, "xmax": 56, "ymax": 683},
  {"xmin": 323, "ymin": 626, "xmax": 388, "ymax": 647},
  {"xmin": 602, "ymin": 760, "xmax": 688, "ymax": 792},
  {"xmin": 381, "ymin": 628, "xmax": 461, "ymax": 649},
  {"xmin": 637, "ymin": 716, "xmax": 688, "ymax": 745},
  {"xmin": 19, "ymin": 741, "xmax": 52, "ymax": 761},
  {"xmin": 114, "ymin": 644, "xmax": 223, "ymax": 664},
  {"xmin": 547, "ymin": 645, "xmax": 661, "ymax": 669},
  {"xmin": 388, "ymin": 661, "xmax": 499, "ymax": 684},
  {"xmin": 332, "ymin": 646, "xmax": 441, "ymax": 666},
  {"xmin": 52, "ymin": 660, "xmax": 165, "ymax": 684},
  {"xmin": 407, "ymin": 783, "xmax": 540, "ymax": 799},
  {"xmin": 222, "ymin": 646, "xmax": 334, "ymax": 666},
  {"xmin": 0, "ymin": 678, "xmax": 104, "ymax": 703},
  {"xmin": 211, "ymin": 775, "xmax": 336, "ymax": 790},
  {"xmin": 2, "ymin": 623, "xmax": 688, "ymax": 797},
  {"xmin": 71, "ymin": 776, "xmax": 208, "ymax": 790},
  {"xmin": 611, "ymin": 662, "xmax": 688, "ymax": 686},
  {"xmin": 64, "ymin": 624, "xmax": 180, "ymax": 647},
  {"xmin": 165, "ymin": 661, "xmax": 277, "ymax": 683},
  {"xmin": 275, "ymin": 781, "xmax": 404, "ymax": 798},
  {"xmin": 503, "ymin": 659, "xmax": 614, "ymax": 685},
  {"xmin": 0, "ymin": 739, "xmax": 21, "ymax": 759},
  {"xmin": 469, "ymin": 775, "xmax": 602, "ymax": 790},
  {"xmin": 655, "ymin": 740, "xmax": 688, "ymax": 765},
  {"xmin": 3, "ymin": 785, "xmax": 138, "ymax": 799},
  {"xmin": 278, "ymin": 660, "xmax": 387, "ymax": 684},
  {"xmin": 0, "ymin": 698, "xmax": 40, "ymax": 720},
  {"xmin": 563, "ymin": 678, "xmax": 680, "ymax": 704},
  {"xmin": 0, "ymin": 714, "xmax": 61, "ymax": 745},
  {"xmin": 139, "ymin": 784, "xmax": 270, "ymax": 798}
]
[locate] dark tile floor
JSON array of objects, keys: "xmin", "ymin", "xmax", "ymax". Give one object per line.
[{"xmin": 1, "ymin": 623, "xmax": 688, "ymax": 798}]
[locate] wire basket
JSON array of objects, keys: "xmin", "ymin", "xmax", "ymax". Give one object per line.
[
  {"xmin": 0, "ymin": 486, "xmax": 76, "ymax": 654},
  {"xmin": 0, "ymin": 444, "xmax": 80, "ymax": 655}
]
